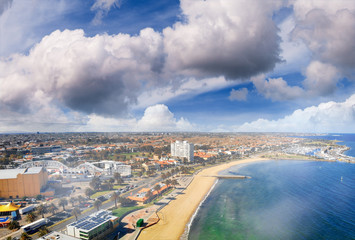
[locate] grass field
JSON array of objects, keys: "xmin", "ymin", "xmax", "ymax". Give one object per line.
[
  {"xmin": 90, "ymin": 190, "xmax": 111, "ymax": 199},
  {"xmin": 112, "ymin": 206, "xmax": 145, "ymax": 218}
]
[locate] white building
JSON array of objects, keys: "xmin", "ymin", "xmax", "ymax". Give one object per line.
[
  {"xmin": 171, "ymin": 140, "xmax": 194, "ymax": 162},
  {"xmin": 67, "ymin": 210, "xmax": 119, "ymax": 240}
]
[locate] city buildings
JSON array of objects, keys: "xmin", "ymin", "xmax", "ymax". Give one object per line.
[{"xmin": 171, "ymin": 140, "xmax": 194, "ymax": 162}]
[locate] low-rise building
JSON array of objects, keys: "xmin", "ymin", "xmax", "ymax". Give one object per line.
[{"xmin": 67, "ymin": 210, "xmax": 119, "ymax": 240}]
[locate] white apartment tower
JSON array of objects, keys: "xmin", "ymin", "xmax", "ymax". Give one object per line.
[{"xmin": 171, "ymin": 140, "xmax": 194, "ymax": 162}]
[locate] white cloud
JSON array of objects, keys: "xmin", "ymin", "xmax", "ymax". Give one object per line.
[
  {"xmin": 79, "ymin": 104, "xmax": 195, "ymax": 132},
  {"xmin": 236, "ymin": 94, "xmax": 355, "ymax": 133},
  {"xmin": 303, "ymin": 61, "xmax": 339, "ymax": 96},
  {"xmin": 136, "ymin": 104, "xmax": 194, "ymax": 131},
  {"xmin": 91, "ymin": 0, "xmax": 122, "ymax": 25},
  {"xmin": 251, "ymin": 74, "xmax": 305, "ymax": 101},
  {"xmin": 292, "ymin": 0, "xmax": 355, "ymax": 73},
  {"xmin": 136, "ymin": 76, "xmax": 238, "ymax": 109},
  {"xmin": 229, "ymin": 88, "xmax": 248, "ymax": 101},
  {"xmin": 163, "ymin": 0, "xmax": 283, "ymax": 79},
  {"xmin": 0, "ymin": 28, "xmax": 164, "ymax": 118}
]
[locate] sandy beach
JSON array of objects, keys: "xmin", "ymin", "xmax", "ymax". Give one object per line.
[{"xmin": 138, "ymin": 156, "xmax": 269, "ymax": 240}]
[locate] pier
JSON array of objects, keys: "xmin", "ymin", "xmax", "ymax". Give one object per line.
[{"xmin": 208, "ymin": 175, "xmax": 251, "ymax": 179}]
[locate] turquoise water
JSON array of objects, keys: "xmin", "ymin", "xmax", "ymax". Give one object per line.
[{"xmin": 188, "ymin": 160, "xmax": 355, "ymax": 240}]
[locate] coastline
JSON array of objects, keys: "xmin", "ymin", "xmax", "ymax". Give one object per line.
[{"xmin": 138, "ymin": 156, "xmax": 270, "ymax": 240}]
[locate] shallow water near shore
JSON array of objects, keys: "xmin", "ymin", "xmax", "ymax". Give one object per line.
[{"xmin": 188, "ymin": 160, "xmax": 355, "ymax": 240}]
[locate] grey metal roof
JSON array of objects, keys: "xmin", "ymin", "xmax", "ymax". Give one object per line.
[
  {"xmin": 0, "ymin": 169, "xmax": 25, "ymax": 179},
  {"xmin": 0, "ymin": 167, "xmax": 43, "ymax": 179},
  {"xmin": 23, "ymin": 167, "xmax": 43, "ymax": 174}
]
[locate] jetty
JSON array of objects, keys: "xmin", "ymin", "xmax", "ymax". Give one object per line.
[{"xmin": 206, "ymin": 175, "xmax": 251, "ymax": 179}]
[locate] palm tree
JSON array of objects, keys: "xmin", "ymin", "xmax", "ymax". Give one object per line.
[
  {"xmin": 26, "ymin": 212, "xmax": 37, "ymax": 223},
  {"xmin": 171, "ymin": 179, "xmax": 179, "ymax": 188},
  {"xmin": 164, "ymin": 179, "xmax": 172, "ymax": 187},
  {"xmin": 145, "ymin": 190, "xmax": 153, "ymax": 200},
  {"xmin": 36, "ymin": 204, "xmax": 47, "ymax": 218},
  {"xmin": 70, "ymin": 197, "xmax": 77, "ymax": 207},
  {"xmin": 154, "ymin": 184, "xmax": 161, "ymax": 195},
  {"xmin": 48, "ymin": 203, "xmax": 58, "ymax": 215},
  {"xmin": 71, "ymin": 207, "xmax": 82, "ymax": 221},
  {"xmin": 114, "ymin": 172, "xmax": 123, "ymax": 184},
  {"xmin": 8, "ymin": 220, "xmax": 20, "ymax": 230},
  {"xmin": 110, "ymin": 191, "xmax": 119, "ymax": 209},
  {"xmin": 20, "ymin": 232, "xmax": 31, "ymax": 240},
  {"xmin": 85, "ymin": 188, "xmax": 94, "ymax": 198},
  {"xmin": 93, "ymin": 199, "xmax": 102, "ymax": 211},
  {"xmin": 38, "ymin": 226, "xmax": 49, "ymax": 237},
  {"xmin": 77, "ymin": 195, "xmax": 85, "ymax": 205},
  {"xmin": 58, "ymin": 198, "xmax": 68, "ymax": 211}
]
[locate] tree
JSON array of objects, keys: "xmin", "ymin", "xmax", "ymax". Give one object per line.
[
  {"xmin": 36, "ymin": 204, "xmax": 47, "ymax": 218},
  {"xmin": 48, "ymin": 203, "xmax": 58, "ymax": 215},
  {"xmin": 94, "ymin": 199, "xmax": 102, "ymax": 211},
  {"xmin": 171, "ymin": 179, "xmax": 179, "ymax": 188},
  {"xmin": 8, "ymin": 220, "xmax": 20, "ymax": 230},
  {"xmin": 58, "ymin": 198, "xmax": 68, "ymax": 211},
  {"xmin": 118, "ymin": 197, "xmax": 136, "ymax": 207},
  {"xmin": 110, "ymin": 192, "xmax": 119, "ymax": 209},
  {"xmin": 77, "ymin": 195, "xmax": 85, "ymax": 204},
  {"xmin": 145, "ymin": 190, "xmax": 153, "ymax": 200},
  {"xmin": 161, "ymin": 173, "xmax": 166, "ymax": 180},
  {"xmin": 38, "ymin": 226, "xmax": 49, "ymax": 237},
  {"xmin": 114, "ymin": 172, "xmax": 123, "ymax": 184},
  {"xmin": 71, "ymin": 207, "xmax": 82, "ymax": 221},
  {"xmin": 154, "ymin": 184, "xmax": 161, "ymax": 195},
  {"xmin": 164, "ymin": 179, "xmax": 172, "ymax": 187},
  {"xmin": 90, "ymin": 177, "xmax": 102, "ymax": 191},
  {"xmin": 36, "ymin": 194, "xmax": 43, "ymax": 200},
  {"xmin": 85, "ymin": 188, "xmax": 94, "ymax": 198},
  {"xmin": 70, "ymin": 197, "xmax": 77, "ymax": 207},
  {"xmin": 20, "ymin": 232, "xmax": 32, "ymax": 240},
  {"xmin": 26, "ymin": 212, "xmax": 37, "ymax": 223}
]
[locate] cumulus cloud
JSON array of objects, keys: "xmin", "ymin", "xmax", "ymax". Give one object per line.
[
  {"xmin": 292, "ymin": 0, "xmax": 355, "ymax": 74},
  {"xmin": 303, "ymin": 61, "xmax": 339, "ymax": 96},
  {"xmin": 137, "ymin": 104, "xmax": 194, "ymax": 131},
  {"xmin": 229, "ymin": 88, "xmax": 248, "ymax": 101},
  {"xmin": 91, "ymin": 0, "xmax": 122, "ymax": 25},
  {"xmin": 264, "ymin": 1, "xmax": 355, "ymax": 101},
  {"xmin": 236, "ymin": 94, "xmax": 355, "ymax": 133},
  {"xmin": 79, "ymin": 104, "xmax": 195, "ymax": 132},
  {"xmin": 0, "ymin": 28, "xmax": 164, "ymax": 118},
  {"xmin": 251, "ymin": 74, "xmax": 305, "ymax": 101},
  {"xmin": 163, "ymin": 0, "xmax": 282, "ymax": 79}
]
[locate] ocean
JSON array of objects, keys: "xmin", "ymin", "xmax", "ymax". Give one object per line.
[{"xmin": 188, "ymin": 160, "xmax": 355, "ymax": 240}]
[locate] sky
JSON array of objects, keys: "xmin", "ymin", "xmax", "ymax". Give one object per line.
[{"xmin": 0, "ymin": 0, "xmax": 354, "ymax": 133}]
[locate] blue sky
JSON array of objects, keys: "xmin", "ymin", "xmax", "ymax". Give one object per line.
[{"xmin": 0, "ymin": 0, "xmax": 354, "ymax": 133}]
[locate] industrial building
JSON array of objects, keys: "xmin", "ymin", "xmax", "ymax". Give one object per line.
[
  {"xmin": 171, "ymin": 140, "xmax": 194, "ymax": 162},
  {"xmin": 67, "ymin": 210, "xmax": 119, "ymax": 240},
  {"xmin": 0, "ymin": 167, "xmax": 52, "ymax": 199}
]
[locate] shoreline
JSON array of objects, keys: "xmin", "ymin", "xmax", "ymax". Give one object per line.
[
  {"xmin": 137, "ymin": 155, "xmax": 352, "ymax": 240},
  {"xmin": 138, "ymin": 156, "xmax": 270, "ymax": 240}
]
